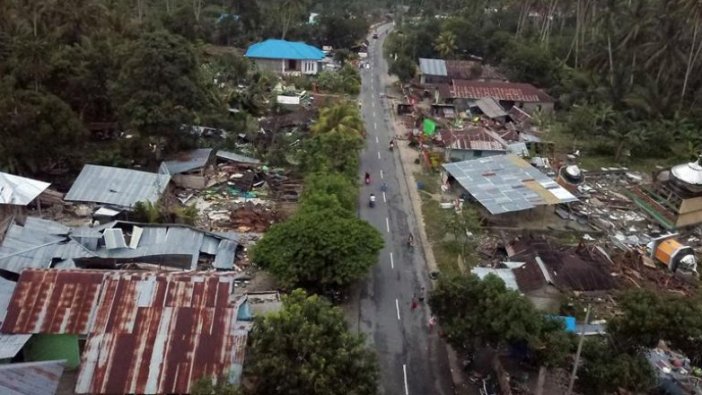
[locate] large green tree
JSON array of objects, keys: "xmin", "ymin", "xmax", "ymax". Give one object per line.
[
  {"xmin": 608, "ymin": 289, "xmax": 702, "ymax": 363},
  {"xmin": 429, "ymin": 274, "xmax": 573, "ymax": 367},
  {"xmin": 246, "ymin": 289, "xmax": 379, "ymax": 395},
  {"xmin": 576, "ymin": 338, "xmax": 655, "ymax": 395},
  {"xmin": 251, "ymin": 208, "xmax": 383, "ymax": 289},
  {"xmin": 0, "ymin": 86, "xmax": 87, "ymax": 174},
  {"xmin": 112, "ymin": 30, "xmax": 211, "ymax": 159},
  {"xmin": 302, "ymin": 171, "xmax": 358, "ymax": 212}
]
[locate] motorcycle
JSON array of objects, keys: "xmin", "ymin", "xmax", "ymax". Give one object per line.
[
  {"xmin": 389, "ymin": 141, "xmax": 394, "ymax": 151},
  {"xmin": 369, "ymin": 194, "xmax": 376, "ymax": 208},
  {"xmin": 364, "ymin": 173, "xmax": 371, "ymax": 185}
]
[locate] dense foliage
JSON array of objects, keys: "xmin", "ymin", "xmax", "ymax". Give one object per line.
[
  {"xmin": 429, "ymin": 274, "xmax": 574, "ymax": 368},
  {"xmin": 386, "ymin": 0, "xmax": 702, "ymax": 163},
  {"xmin": 246, "ymin": 289, "xmax": 379, "ymax": 395},
  {"xmin": 0, "ymin": 0, "xmax": 377, "ymax": 175}
]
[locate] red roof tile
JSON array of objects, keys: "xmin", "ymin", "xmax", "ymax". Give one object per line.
[{"xmin": 451, "ymin": 80, "xmax": 554, "ymax": 103}]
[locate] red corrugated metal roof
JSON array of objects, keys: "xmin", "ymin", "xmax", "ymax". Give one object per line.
[
  {"xmin": 451, "ymin": 80, "xmax": 554, "ymax": 103},
  {"xmin": 2, "ymin": 270, "xmax": 105, "ymax": 334},
  {"xmin": 2, "ymin": 269, "xmax": 247, "ymax": 395}
]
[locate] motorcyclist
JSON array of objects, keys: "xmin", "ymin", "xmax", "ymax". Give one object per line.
[
  {"xmin": 389, "ymin": 140, "xmax": 394, "ymax": 150},
  {"xmin": 369, "ymin": 193, "xmax": 376, "ymax": 207},
  {"xmin": 408, "ymin": 233, "xmax": 415, "ymax": 247},
  {"xmin": 365, "ymin": 172, "xmax": 371, "ymax": 184}
]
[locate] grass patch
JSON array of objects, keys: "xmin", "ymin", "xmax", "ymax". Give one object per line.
[
  {"xmin": 420, "ymin": 195, "xmax": 463, "ymax": 276},
  {"xmin": 414, "ymin": 171, "xmax": 440, "ymax": 195}
]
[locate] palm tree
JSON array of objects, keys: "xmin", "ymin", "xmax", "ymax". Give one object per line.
[
  {"xmin": 280, "ymin": 0, "xmax": 310, "ymax": 39},
  {"xmin": 311, "ymin": 102, "xmax": 365, "ymax": 137},
  {"xmin": 434, "ymin": 31, "xmax": 457, "ymax": 59}
]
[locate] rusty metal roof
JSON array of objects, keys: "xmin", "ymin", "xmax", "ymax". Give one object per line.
[
  {"xmin": 451, "ymin": 80, "xmax": 554, "ymax": 103},
  {"xmin": 2, "ymin": 269, "xmax": 248, "ymax": 394}
]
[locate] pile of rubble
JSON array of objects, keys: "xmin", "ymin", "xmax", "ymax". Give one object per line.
[
  {"xmin": 230, "ymin": 202, "xmax": 280, "ymax": 233},
  {"xmin": 570, "ymin": 169, "xmax": 655, "ymax": 245},
  {"xmin": 610, "ymin": 249, "xmax": 698, "ymax": 295}
]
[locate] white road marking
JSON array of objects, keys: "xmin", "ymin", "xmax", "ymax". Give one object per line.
[
  {"xmin": 372, "ymin": 101, "xmax": 375, "ymax": 108},
  {"xmin": 380, "ymin": 170, "xmax": 384, "ymax": 179},
  {"xmin": 395, "ymin": 299, "xmax": 401, "ymax": 320},
  {"xmin": 382, "ymin": 192, "xmax": 387, "ymax": 203},
  {"xmin": 403, "ymin": 364, "xmax": 409, "ymax": 395},
  {"xmin": 385, "ymin": 217, "xmax": 390, "ymax": 233},
  {"xmin": 375, "ymin": 135, "xmax": 379, "ymax": 144},
  {"xmin": 377, "ymin": 151, "xmax": 381, "ymax": 159},
  {"xmin": 374, "ymin": 122, "xmax": 377, "ymax": 130},
  {"xmin": 373, "ymin": 111, "xmax": 376, "ymax": 117},
  {"xmin": 390, "ymin": 252, "xmax": 394, "ymax": 269}
]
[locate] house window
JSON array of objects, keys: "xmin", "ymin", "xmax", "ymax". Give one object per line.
[{"xmin": 287, "ymin": 59, "xmax": 297, "ymax": 71}]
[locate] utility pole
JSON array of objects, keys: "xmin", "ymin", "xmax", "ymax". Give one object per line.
[{"xmin": 566, "ymin": 304, "xmax": 591, "ymax": 395}]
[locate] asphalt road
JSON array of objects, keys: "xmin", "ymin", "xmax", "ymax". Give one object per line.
[{"xmin": 356, "ymin": 24, "xmax": 454, "ymax": 395}]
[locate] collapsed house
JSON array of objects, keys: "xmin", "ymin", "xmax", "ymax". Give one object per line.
[
  {"xmin": 0, "ymin": 269, "xmax": 269, "ymax": 394},
  {"xmin": 450, "ymin": 80, "xmax": 554, "ymax": 114},
  {"xmin": 0, "ymin": 217, "xmax": 242, "ymax": 274},
  {"xmin": 633, "ymin": 155, "xmax": 702, "ymax": 229},
  {"xmin": 473, "ymin": 237, "xmax": 617, "ymax": 310}
]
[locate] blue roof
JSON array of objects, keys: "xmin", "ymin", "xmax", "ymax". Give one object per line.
[
  {"xmin": 547, "ymin": 315, "xmax": 577, "ymax": 332},
  {"xmin": 245, "ymin": 39, "xmax": 324, "ymax": 61}
]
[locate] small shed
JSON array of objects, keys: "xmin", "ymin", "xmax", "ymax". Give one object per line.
[{"xmin": 163, "ymin": 148, "xmax": 215, "ymax": 189}]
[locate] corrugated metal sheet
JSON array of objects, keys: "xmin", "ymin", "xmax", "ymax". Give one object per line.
[
  {"xmin": 419, "ymin": 58, "xmax": 447, "ymax": 77},
  {"xmin": 471, "ymin": 267, "xmax": 518, "ymax": 291},
  {"xmin": 23, "ymin": 217, "xmax": 70, "ymax": 235},
  {"xmin": 0, "ymin": 172, "xmax": 50, "ymax": 206},
  {"xmin": 64, "ymin": 165, "xmax": 171, "ymax": 208},
  {"xmin": 3, "ymin": 270, "xmax": 251, "ymax": 394},
  {"xmin": 0, "ymin": 360, "xmax": 65, "ymax": 395},
  {"xmin": 2, "ymin": 270, "xmax": 105, "ymax": 334},
  {"xmin": 474, "ymin": 97, "xmax": 507, "ymax": 119},
  {"xmin": 0, "ymin": 224, "xmax": 63, "ymax": 274},
  {"xmin": 0, "ymin": 276, "xmax": 16, "ymax": 323},
  {"xmin": 104, "ymin": 228, "xmax": 127, "ymax": 249},
  {"xmin": 163, "ymin": 149, "xmax": 213, "ymax": 175},
  {"xmin": 0, "ymin": 334, "xmax": 31, "ymax": 359},
  {"xmin": 216, "ymin": 150, "xmax": 261, "ymax": 165},
  {"xmin": 213, "ymin": 240, "xmax": 237, "ymax": 269},
  {"xmin": 443, "ymin": 155, "xmax": 578, "ymax": 215}
]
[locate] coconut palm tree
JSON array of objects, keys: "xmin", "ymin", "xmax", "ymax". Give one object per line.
[
  {"xmin": 434, "ymin": 31, "xmax": 457, "ymax": 59},
  {"xmin": 311, "ymin": 102, "xmax": 365, "ymax": 137}
]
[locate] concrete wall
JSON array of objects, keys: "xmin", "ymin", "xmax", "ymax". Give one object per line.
[
  {"xmin": 522, "ymin": 101, "xmax": 554, "ymax": 114},
  {"xmin": 676, "ymin": 209, "xmax": 702, "ymax": 228},
  {"xmin": 251, "ymin": 58, "xmax": 283, "ymax": 74},
  {"xmin": 679, "ymin": 195, "xmax": 702, "ymax": 214},
  {"xmin": 172, "ymin": 174, "xmax": 208, "ymax": 190},
  {"xmin": 446, "ymin": 148, "xmax": 505, "ymax": 162}
]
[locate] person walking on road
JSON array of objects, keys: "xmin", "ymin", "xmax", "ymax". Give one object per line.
[
  {"xmin": 411, "ymin": 296, "xmax": 419, "ymax": 311},
  {"xmin": 428, "ymin": 315, "xmax": 437, "ymax": 333}
]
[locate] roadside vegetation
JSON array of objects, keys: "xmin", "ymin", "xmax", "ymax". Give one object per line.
[{"xmin": 252, "ymin": 101, "xmax": 384, "ymax": 292}]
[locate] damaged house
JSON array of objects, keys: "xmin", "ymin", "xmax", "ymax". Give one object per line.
[
  {"xmin": 1, "ymin": 269, "xmax": 254, "ymax": 394},
  {"xmin": 0, "ymin": 217, "xmax": 242, "ymax": 274}
]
